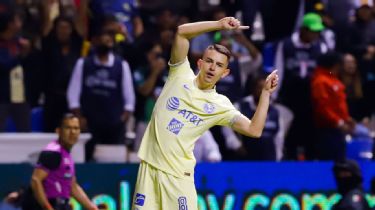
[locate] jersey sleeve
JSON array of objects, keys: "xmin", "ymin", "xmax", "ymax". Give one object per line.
[
  {"xmin": 216, "ymin": 98, "xmax": 242, "ymax": 127},
  {"xmin": 36, "ymin": 151, "xmax": 62, "ymax": 171},
  {"xmin": 167, "ymin": 58, "xmax": 194, "ymax": 80}
]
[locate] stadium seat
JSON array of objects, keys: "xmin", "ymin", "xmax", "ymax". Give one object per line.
[
  {"xmin": 5, "ymin": 118, "xmax": 16, "ymax": 132},
  {"xmin": 262, "ymin": 42, "xmax": 276, "ymax": 73},
  {"xmin": 4, "ymin": 107, "xmax": 44, "ymax": 132},
  {"xmin": 93, "ymin": 144, "xmax": 128, "ymax": 163},
  {"xmin": 31, "ymin": 107, "xmax": 44, "ymax": 132},
  {"xmin": 346, "ymin": 136, "xmax": 373, "ymax": 161}
]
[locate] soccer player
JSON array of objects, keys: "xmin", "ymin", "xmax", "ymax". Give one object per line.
[
  {"xmin": 22, "ymin": 114, "xmax": 98, "ymax": 210},
  {"xmin": 132, "ymin": 17, "xmax": 278, "ymax": 210}
]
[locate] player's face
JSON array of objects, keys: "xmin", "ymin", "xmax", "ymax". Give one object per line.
[
  {"xmin": 57, "ymin": 118, "xmax": 80, "ymax": 148},
  {"xmin": 197, "ymin": 49, "xmax": 230, "ymax": 87}
]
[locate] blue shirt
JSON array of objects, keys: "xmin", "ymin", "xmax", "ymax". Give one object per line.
[{"xmin": 90, "ymin": 0, "xmax": 139, "ymax": 40}]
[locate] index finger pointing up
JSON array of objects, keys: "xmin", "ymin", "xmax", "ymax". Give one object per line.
[{"xmin": 238, "ymin": 26, "xmax": 250, "ymax": 30}]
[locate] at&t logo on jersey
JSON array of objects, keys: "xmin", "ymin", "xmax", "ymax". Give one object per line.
[
  {"xmin": 166, "ymin": 97, "xmax": 180, "ymax": 111},
  {"xmin": 178, "ymin": 109, "xmax": 203, "ymax": 126},
  {"xmin": 134, "ymin": 193, "xmax": 145, "ymax": 206},
  {"xmin": 166, "ymin": 96, "xmax": 204, "ymax": 126},
  {"xmin": 178, "ymin": 196, "xmax": 188, "ymax": 210},
  {"xmin": 167, "ymin": 118, "xmax": 184, "ymax": 135}
]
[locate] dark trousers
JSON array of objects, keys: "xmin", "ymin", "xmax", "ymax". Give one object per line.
[
  {"xmin": 284, "ymin": 115, "xmax": 316, "ymax": 160},
  {"xmin": 0, "ymin": 103, "xmax": 30, "ymax": 132},
  {"xmin": 43, "ymin": 93, "xmax": 68, "ymax": 132},
  {"xmin": 243, "ymin": 137, "xmax": 276, "ymax": 161},
  {"xmin": 22, "ymin": 191, "xmax": 71, "ymax": 210},
  {"xmin": 316, "ymin": 128, "xmax": 346, "ymax": 161},
  {"xmin": 85, "ymin": 121, "xmax": 125, "ymax": 162}
]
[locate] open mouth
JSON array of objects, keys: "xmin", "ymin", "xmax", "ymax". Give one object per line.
[{"xmin": 206, "ymin": 72, "xmax": 215, "ymax": 78}]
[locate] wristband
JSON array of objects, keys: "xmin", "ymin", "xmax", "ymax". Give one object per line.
[{"xmin": 44, "ymin": 202, "xmax": 53, "ymax": 210}]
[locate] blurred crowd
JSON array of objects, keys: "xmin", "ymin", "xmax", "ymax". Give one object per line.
[{"xmin": 0, "ymin": 0, "xmax": 374, "ymax": 162}]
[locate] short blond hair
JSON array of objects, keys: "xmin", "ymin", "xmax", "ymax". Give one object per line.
[{"xmin": 205, "ymin": 44, "xmax": 232, "ymax": 61}]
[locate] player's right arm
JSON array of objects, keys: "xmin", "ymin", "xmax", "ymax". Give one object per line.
[
  {"xmin": 31, "ymin": 168, "xmax": 53, "ymax": 210},
  {"xmin": 71, "ymin": 176, "xmax": 98, "ymax": 210},
  {"xmin": 170, "ymin": 17, "xmax": 249, "ymax": 65},
  {"xmin": 31, "ymin": 151, "xmax": 62, "ymax": 210}
]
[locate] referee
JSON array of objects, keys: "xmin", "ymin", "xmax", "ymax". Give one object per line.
[{"xmin": 22, "ymin": 114, "xmax": 98, "ymax": 210}]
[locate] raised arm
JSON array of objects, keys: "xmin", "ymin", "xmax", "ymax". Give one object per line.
[
  {"xmin": 170, "ymin": 17, "xmax": 249, "ymax": 64},
  {"xmin": 74, "ymin": 0, "xmax": 88, "ymax": 37},
  {"xmin": 40, "ymin": 0, "xmax": 55, "ymax": 37},
  {"xmin": 232, "ymin": 70, "xmax": 279, "ymax": 137}
]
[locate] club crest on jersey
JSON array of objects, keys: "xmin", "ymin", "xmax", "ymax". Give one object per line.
[
  {"xmin": 134, "ymin": 193, "xmax": 145, "ymax": 206},
  {"xmin": 203, "ymin": 103, "xmax": 215, "ymax": 114},
  {"xmin": 166, "ymin": 97, "xmax": 180, "ymax": 111},
  {"xmin": 167, "ymin": 118, "xmax": 184, "ymax": 135}
]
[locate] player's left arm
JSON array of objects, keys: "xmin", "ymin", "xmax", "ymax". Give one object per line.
[
  {"xmin": 71, "ymin": 176, "xmax": 98, "ymax": 210},
  {"xmin": 232, "ymin": 70, "xmax": 279, "ymax": 137}
]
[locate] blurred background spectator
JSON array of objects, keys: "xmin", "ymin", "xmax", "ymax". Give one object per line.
[
  {"xmin": 0, "ymin": 187, "xmax": 25, "ymax": 210},
  {"xmin": 96, "ymin": 14, "xmax": 142, "ymax": 70},
  {"xmin": 311, "ymin": 52, "xmax": 354, "ymax": 161},
  {"xmin": 339, "ymin": 53, "xmax": 368, "ymax": 122},
  {"xmin": 332, "ymin": 159, "xmax": 371, "ymax": 210},
  {"xmin": 0, "ymin": 2, "xmax": 31, "ymax": 132},
  {"xmin": 41, "ymin": 15, "xmax": 84, "ymax": 132},
  {"xmin": 88, "ymin": 0, "xmax": 144, "ymax": 42},
  {"xmin": 275, "ymin": 12, "xmax": 328, "ymax": 160},
  {"xmin": 67, "ymin": 30, "xmax": 135, "ymax": 162},
  {"xmin": 344, "ymin": 4, "xmax": 375, "ymax": 120}
]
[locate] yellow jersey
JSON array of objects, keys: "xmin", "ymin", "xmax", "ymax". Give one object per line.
[{"xmin": 138, "ymin": 59, "xmax": 241, "ymax": 180}]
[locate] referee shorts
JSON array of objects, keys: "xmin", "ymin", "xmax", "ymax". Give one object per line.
[{"xmin": 132, "ymin": 161, "xmax": 197, "ymax": 210}]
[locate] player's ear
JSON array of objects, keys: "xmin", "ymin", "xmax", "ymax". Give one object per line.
[
  {"xmin": 221, "ymin": 68, "xmax": 230, "ymax": 78},
  {"xmin": 197, "ymin": 59, "xmax": 203, "ymax": 70}
]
